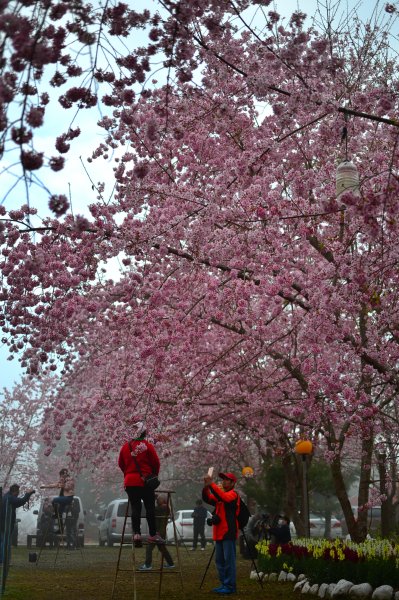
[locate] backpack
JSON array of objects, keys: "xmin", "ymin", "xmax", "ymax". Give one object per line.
[{"xmin": 237, "ymin": 495, "xmax": 251, "ymax": 530}]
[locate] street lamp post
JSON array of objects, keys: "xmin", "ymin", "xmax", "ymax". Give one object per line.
[{"xmin": 295, "ymin": 439, "xmax": 313, "ymax": 538}]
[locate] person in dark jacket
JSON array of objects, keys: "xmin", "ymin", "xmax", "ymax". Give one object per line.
[
  {"xmin": 202, "ymin": 472, "xmax": 239, "ymax": 595},
  {"xmin": 267, "ymin": 515, "xmax": 292, "ymax": 545},
  {"xmin": 191, "ymin": 499, "xmax": 208, "ymax": 550},
  {"xmin": 0, "ymin": 484, "xmax": 35, "ymax": 563},
  {"xmin": 118, "ymin": 424, "xmax": 164, "ymax": 546}
]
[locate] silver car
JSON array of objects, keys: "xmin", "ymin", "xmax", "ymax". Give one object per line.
[
  {"xmin": 97, "ymin": 498, "xmax": 149, "ymax": 546},
  {"xmin": 290, "ymin": 513, "xmax": 342, "ymax": 538}
]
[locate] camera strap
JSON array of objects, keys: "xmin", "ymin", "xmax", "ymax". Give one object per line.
[{"xmin": 129, "ymin": 440, "xmax": 154, "ymax": 480}]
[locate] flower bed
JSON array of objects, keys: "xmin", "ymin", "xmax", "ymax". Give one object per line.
[{"xmin": 256, "ymin": 538, "xmax": 399, "ymax": 589}]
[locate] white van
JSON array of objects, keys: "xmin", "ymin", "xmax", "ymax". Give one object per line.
[{"xmin": 97, "ymin": 498, "xmax": 150, "ymax": 546}]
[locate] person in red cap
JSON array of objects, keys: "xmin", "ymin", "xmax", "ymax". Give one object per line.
[{"xmin": 202, "ymin": 471, "xmax": 239, "ymax": 595}]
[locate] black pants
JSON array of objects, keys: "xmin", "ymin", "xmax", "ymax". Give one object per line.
[
  {"xmin": 193, "ymin": 521, "xmax": 206, "ymax": 548},
  {"xmin": 145, "ymin": 542, "xmax": 174, "ymax": 566},
  {"xmin": 125, "ymin": 486, "xmax": 157, "ymax": 536}
]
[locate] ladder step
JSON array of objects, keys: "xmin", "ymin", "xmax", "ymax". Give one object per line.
[{"xmin": 112, "ymin": 491, "xmax": 183, "ymax": 600}]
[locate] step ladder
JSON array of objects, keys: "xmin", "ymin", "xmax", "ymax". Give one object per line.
[
  {"xmin": 35, "ymin": 501, "xmax": 84, "ymax": 567},
  {"xmin": 111, "ymin": 490, "xmax": 183, "ymax": 600}
]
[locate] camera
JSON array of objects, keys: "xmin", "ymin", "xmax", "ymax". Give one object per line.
[{"xmin": 207, "ymin": 512, "xmax": 221, "ymax": 526}]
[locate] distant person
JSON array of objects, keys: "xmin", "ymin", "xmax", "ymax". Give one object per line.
[
  {"xmin": 240, "ymin": 512, "xmax": 270, "ymax": 559},
  {"xmin": 65, "ymin": 497, "xmax": 80, "ymax": 550},
  {"xmin": 139, "ymin": 494, "xmax": 175, "ymax": 570},
  {"xmin": 267, "ymin": 515, "xmax": 292, "ymax": 545},
  {"xmin": 40, "ymin": 468, "xmax": 75, "ymax": 532},
  {"xmin": 39, "ymin": 498, "xmax": 57, "ymax": 548},
  {"xmin": 191, "ymin": 499, "xmax": 208, "ymax": 550},
  {"xmin": 0, "ymin": 484, "xmax": 35, "ymax": 562},
  {"xmin": 202, "ymin": 472, "xmax": 239, "ymax": 595},
  {"xmin": 118, "ymin": 423, "xmax": 164, "ymax": 546}
]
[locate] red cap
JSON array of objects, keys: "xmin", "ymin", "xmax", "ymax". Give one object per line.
[{"xmin": 219, "ymin": 472, "xmax": 237, "ymax": 483}]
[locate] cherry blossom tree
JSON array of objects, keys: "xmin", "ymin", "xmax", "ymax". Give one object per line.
[
  {"xmin": 0, "ymin": 377, "xmax": 53, "ymax": 488},
  {"xmin": 2, "ymin": 1, "xmax": 399, "ymax": 541}
]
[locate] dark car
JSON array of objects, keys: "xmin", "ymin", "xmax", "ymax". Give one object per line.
[{"xmin": 33, "ymin": 496, "xmax": 85, "ymax": 547}]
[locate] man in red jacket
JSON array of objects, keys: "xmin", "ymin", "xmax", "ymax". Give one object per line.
[
  {"xmin": 202, "ymin": 472, "xmax": 239, "ymax": 595},
  {"xmin": 118, "ymin": 426, "xmax": 164, "ymax": 546}
]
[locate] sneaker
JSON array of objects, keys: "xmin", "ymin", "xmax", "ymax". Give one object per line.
[
  {"xmin": 139, "ymin": 564, "xmax": 152, "ymax": 571},
  {"xmin": 212, "ymin": 586, "xmax": 225, "ymax": 593},
  {"xmin": 164, "ymin": 563, "xmax": 175, "ymax": 569},
  {"xmin": 190, "ymin": 547, "xmax": 196, "ymax": 551},
  {"xmin": 147, "ymin": 533, "xmax": 165, "ymax": 544},
  {"xmin": 133, "ymin": 533, "xmax": 143, "ymax": 548},
  {"xmin": 215, "ymin": 587, "xmax": 236, "ymax": 595}
]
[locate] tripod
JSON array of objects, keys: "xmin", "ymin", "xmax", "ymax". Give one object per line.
[{"xmin": 199, "ymin": 529, "xmax": 263, "ymax": 590}]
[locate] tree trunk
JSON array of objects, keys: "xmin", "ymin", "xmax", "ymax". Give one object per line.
[
  {"xmin": 324, "ymin": 507, "xmax": 332, "ymax": 539},
  {"xmin": 290, "ymin": 453, "xmax": 311, "ymax": 537},
  {"xmin": 330, "ymin": 452, "xmax": 357, "ymax": 539},
  {"xmin": 282, "ymin": 450, "xmax": 299, "ymax": 528},
  {"xmin": 377, "ymin": 450, "xmax": 396, "ymax": 537}
]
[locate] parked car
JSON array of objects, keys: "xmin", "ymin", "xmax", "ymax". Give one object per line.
[
  {"xmin": 290, "ymin": 513, "xmax": 342, "ymax": 538},
  {"xmin": 343, "ymin": 506, "xmax": 382, "ymax": 537},
  {"xmin": 33, "ymin": 496, "xmax": 85, "ymax": 547},
  {"xmin": 365, "ymin": 506, "xmax": 382, "ymax": 535},
  {"xmin": 310, "ymin": 514, "xmax": 342, "ymax": 538},
  {"xmin": 97, "ymin": 498, "xmax": 150, "ymax": 547},
  {"xmin": 166, "ymin": 509, "xmax": 213, "ymax": 544}
]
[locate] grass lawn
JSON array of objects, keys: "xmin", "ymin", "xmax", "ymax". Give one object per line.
[{"xmin": 2, "ymin": 544, "xmax": 299, "ymax": 599}]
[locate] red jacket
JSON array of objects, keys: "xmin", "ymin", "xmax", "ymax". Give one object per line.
[
  {"xmin": 202, "ymin": 483, "xmax": 239, "ymax": 541},
  {"xmin": 118, "ymin": 439, "xmax": 160, "ymax": 487}
]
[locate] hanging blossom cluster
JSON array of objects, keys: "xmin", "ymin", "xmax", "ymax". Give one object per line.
[{"xmin": 0, "ymin": 0, "xmax": 259, "ymax": 186}]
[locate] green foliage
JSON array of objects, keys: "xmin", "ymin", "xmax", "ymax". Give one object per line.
[
  {"xmin": 308, "ymin": 459, "xmax": 357, "ymax": 518},
  {"xmin": 243, "ymin": 456, "xmax": 357, "ymax": 524},
  {"xmin": 243, "ymin": 460, "xmax": 287, "ymax": 515}
]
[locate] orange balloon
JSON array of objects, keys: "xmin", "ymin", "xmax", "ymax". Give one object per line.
[
  {"xmin": 295, "ymin": 439, "xmax": 313, "ymax": 455},
  {"xmin": 242, "ymin": 466, "xmax": 254, "ymax": 478}
]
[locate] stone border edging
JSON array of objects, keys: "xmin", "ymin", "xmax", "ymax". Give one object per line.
[{"xmin": 249, "ymin": 570, "xmax": 399, "ymax": 599}]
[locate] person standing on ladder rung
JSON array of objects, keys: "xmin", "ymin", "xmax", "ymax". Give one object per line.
[
  {"xmin": 118, "ymin": 422, "xmax": 165, "ymax": 547},
  {"xmin": 40, "ymin": 468, "xmax": 75, "ymax": 533}
]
